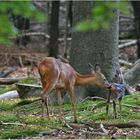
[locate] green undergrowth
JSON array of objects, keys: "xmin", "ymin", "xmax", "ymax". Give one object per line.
[
  {"xmin": 0, "ymin": 94, "xmax": 140, "ymax": 139},
  {"xmin": 0, "ymin": 85, "xmax": 17, "ymax": 95}
]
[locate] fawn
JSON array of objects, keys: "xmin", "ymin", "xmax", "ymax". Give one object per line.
[{"xmin": 106, "ymin": 70, "xmax": 126, "ymax": 119}]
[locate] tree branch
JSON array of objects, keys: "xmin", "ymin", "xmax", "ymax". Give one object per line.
[
  {"xmin": 119, "ymin": 40, "xmax": 139, "ymax": 49},
  {"xmin": 0, "ymin": 78, "xmax": 23, "ymax": 85},
  {"xmin": 16, "ymin": 32, "xmax": 72, "ymax": 42},
  {"xmin": 0, "ymin": 121, "xmax": 26, "ymax": 126},
  {"xmin": 119, "ymin": 59, "xmax": 133, "ymax": 67},
  {"xmin": 123, "ymin": 104, "xmax": 140, "ymax": 110},
  {"xmin": 17, "ymin": 32, "xmax": 50, "ymax": 39},
  {"xmin": 84, "ymin": 121, "xmax": 140, "ymax": 128}
]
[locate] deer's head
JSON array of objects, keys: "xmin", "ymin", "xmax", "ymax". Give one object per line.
[{"xmin": 88, "ymin": 63, "xmax": 109, "ymax": 88}]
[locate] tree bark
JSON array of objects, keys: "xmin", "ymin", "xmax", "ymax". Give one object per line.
[
  {"xmin": 84, "ymin": 121, "xmax": 140, "ymax": 129},
  {"xmin": 12, "ymin": 15, "xmax": 30, "ymax": 46},
  {"xmin": 124, "ymin": 59, "xmax": 140, "ymax": 85},
  {"xmin": 0, "ymin": 90, "xmax": 19, "ymax": 99},
  {"xmin": 64, "ymin": 1, "xmax": 72, "ymax": 58},
  {"xmin": 69, "ymin": 1, "xmax": 120, "ymax": 101},
  {"xmin": 16, "ymin": 83, "xmax": 41, "ymax": 98},
  {"xmin": 131, "ymin": 1, "xmax": 140, "ymax": 59},
  {"xmin": 48, "ymin": 1, "xmax": 60, "ymax": 57},
  {"xmin": 0, "ymin": 78, "xmax": 23, "ymax": 85}
]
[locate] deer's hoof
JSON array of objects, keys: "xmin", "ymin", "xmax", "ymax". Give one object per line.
[{"xmin": 113, "ymin": 116, "xmax": 117, "ymax": 119}]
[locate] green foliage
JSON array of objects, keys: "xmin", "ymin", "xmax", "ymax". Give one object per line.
[
  {"xmin": 0, "ymin": 1, "xmax": 45, "ymax": 45},
  {"xmin": 75, "ymin": 1, "xmax": 128, "ymax": 31}
]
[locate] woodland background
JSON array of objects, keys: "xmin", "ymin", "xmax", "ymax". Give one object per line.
[{"xmin": 0, "ymin": 1, "xmax": 140, "ymax": 139}]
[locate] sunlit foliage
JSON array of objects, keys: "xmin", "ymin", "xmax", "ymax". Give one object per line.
[
  {"xmin": 75, "ymin": 1, "xmax": 128, "ymax": 31},
  {"xmin": 0, "ymin": 1, "xmax": 45, "ymax": 45}
]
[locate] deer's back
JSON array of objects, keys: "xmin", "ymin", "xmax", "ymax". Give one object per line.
[{"xmin": 38, "ymin": 57, "xmax": 76, "ymax": 88}]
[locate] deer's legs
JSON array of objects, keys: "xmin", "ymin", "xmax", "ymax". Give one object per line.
[
  {"xmin": 44, "ymin": 97, "xmax": 50, "ymax": 119},
  {"xmin": 67, "ymin": 87, "xmax": 77, "ymax": 123},
  {"xmin": 41, "ymin": 93, "xmax": 50, "ymax": 119},
  {"xmin": 56, "ymin": 89, "xmax": 62, "ymax": 122},
  {"xmin": 106, "ymin": 92, "xmax": 111, "ymax": 120},
  {"xmin": 118, "ymin": 98, "xmax": 122, "ymax": 118},
  {"xmin": 113, "ymin": 99, "xmax": 117, "ymax": 119},
  {"xmin": 41, "ymin": 83, "xmax": 55, "ymax": 119},
  {"xmin": 41, "ymin": 98, "xmax": 44, "ymax": 118}
]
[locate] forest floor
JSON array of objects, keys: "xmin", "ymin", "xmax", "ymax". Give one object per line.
[
  {"xmin": 0, "ymin": 93, "xmax": 140, "ymax": 139},
  {"xmin": 0, "ymin": 44, "xmax": 139, "ymax": 139}
]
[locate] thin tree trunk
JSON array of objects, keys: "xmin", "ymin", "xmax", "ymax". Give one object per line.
[
  {"xmin": 12, "ymin": 15, "xmax": 30, "ymax": 46},
  {"xmin": 64, "ymin": 1, "xmax": 70, "ymax": 58},
  {"xmin": 48, "ymin": 1, "xmax": 60, "ymax": 57},
  {"xmin": 131, "ymin": 1, "xmax": 140, "ymax": 59}
]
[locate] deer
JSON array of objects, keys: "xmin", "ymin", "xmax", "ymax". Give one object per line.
[
  {"xmin": 106, "ymin": 70, "xmax": 126, "ymax": 119},
  {"xmin": 38, "ymin": 57, "xmax": 109, "ymax": 123}
]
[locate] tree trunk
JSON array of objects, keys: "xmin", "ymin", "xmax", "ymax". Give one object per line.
[
  {"xmin": 69, "ymin": 1, "xmax": 120, "ymax": 101},
  {"xmin": 131, "ymin": 1, "xmax": 140, "ymax": 59},
  {"xmin": 64, "ymin": 1, "xmax": 72, "ymax": 59},
  {"xmin": 12, "ymin": 15, "xmax": 30, "ymax": 46},
  {"xmin": 0, "ymin": 78, "xmax": 23, "ymax": 85},
  {"xmin": 48, "ymin": 1, "xmax": 60, "ymax": 57},
  {"xmin": 124, "ymin": 59, "xmax": 140, "ymax": 86}
]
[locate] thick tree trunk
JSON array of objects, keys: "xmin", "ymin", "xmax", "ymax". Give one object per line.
[
  {"xmin": 69, "ymin": 1, "xmax": 120, "ymax": 101},
  {"xmin": 131, "ymin": 1, "xmax": 140, "ymax": 59},
  {"xmin": 48, "ymin": 1, "xmax": 60, "ymax": 57}
]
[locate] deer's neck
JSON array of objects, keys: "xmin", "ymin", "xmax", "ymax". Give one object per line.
[{"xmin": 75, "ymin": 73, "xmax": 96, "ymax": 86}]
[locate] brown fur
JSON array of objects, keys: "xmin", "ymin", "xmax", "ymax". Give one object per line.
[{"xmin": 38, "ymin": 57, "xmax": 107, "ymax": 122}]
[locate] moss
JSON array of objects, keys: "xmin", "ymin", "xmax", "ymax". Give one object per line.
[
  {"xmin": 0, "ymin": 85, "xmax": 17, "ymax": 95},
  {"xmin": 18, "ymin": 77, "xmax": 38, "ymax": 84}
]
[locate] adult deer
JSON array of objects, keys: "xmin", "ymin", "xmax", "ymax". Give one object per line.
[{"xmin": 38, "ymin": 57, "xmax": 109, "ymax": 123}]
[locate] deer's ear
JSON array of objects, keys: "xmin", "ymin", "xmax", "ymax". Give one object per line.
[
  {"xmin": 88, "ymin": 63, "xmax": 95, "ymax": 74},
  {"xmin": 115, "ymin": 69, "xmax": 120, "ymax": 77},
  {"xmin": 95, "ymin": 64, "xmax": 101, "ymax": 73},
  {"xmin": 116, "ymin": 69, "xmax": 120, "ymax": 74}
]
